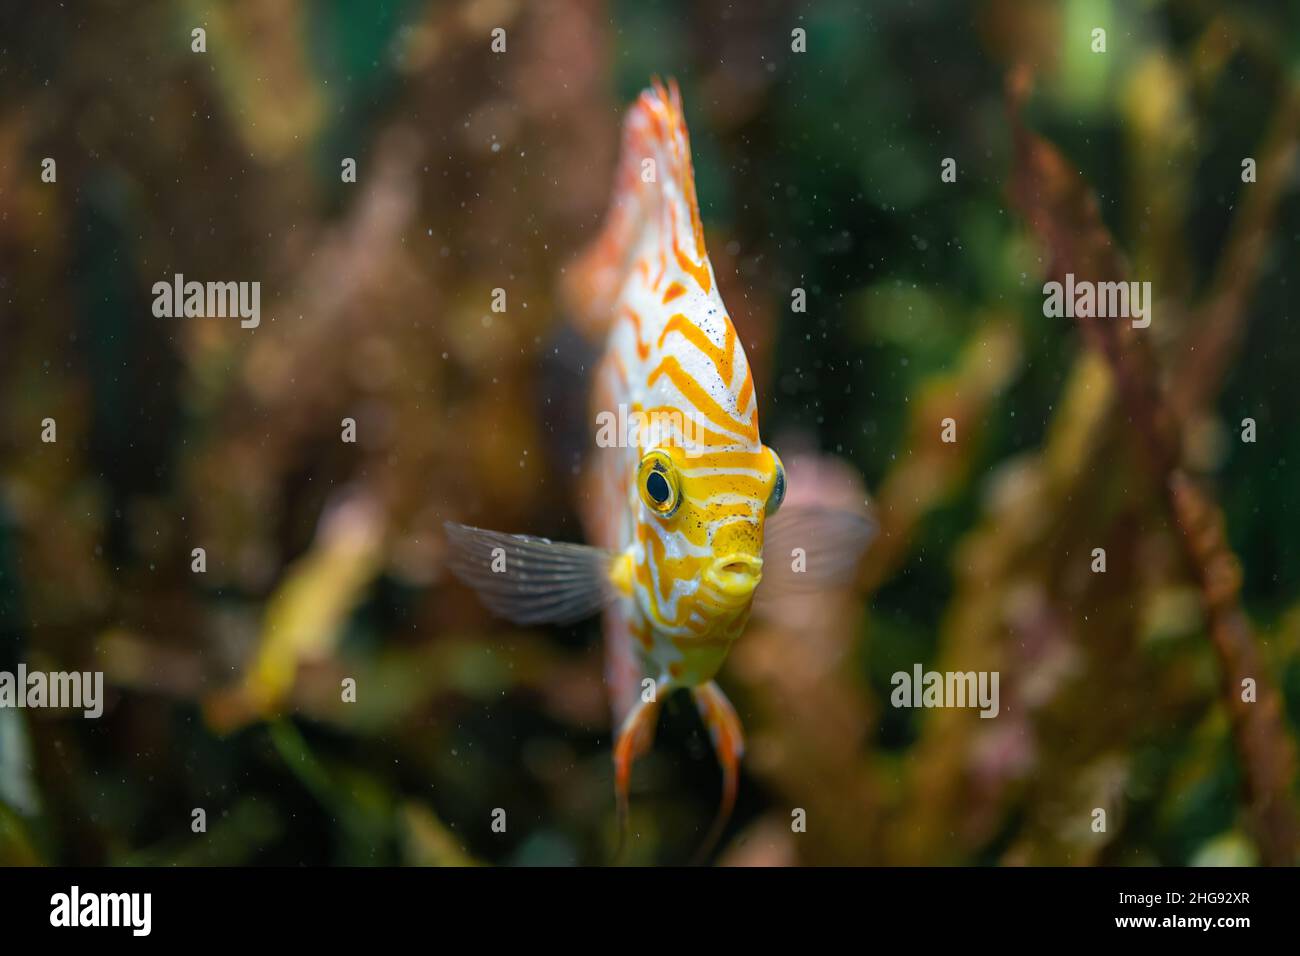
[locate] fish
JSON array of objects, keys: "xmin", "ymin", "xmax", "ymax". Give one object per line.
[{"xmin": 445, "ymin": 78, "xmax": 874, "ymax": 855}]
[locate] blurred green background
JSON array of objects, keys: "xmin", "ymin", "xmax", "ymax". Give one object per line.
[{"xmin": 1, "ymin": 0, "xmax": 1298, "ymax": 865}]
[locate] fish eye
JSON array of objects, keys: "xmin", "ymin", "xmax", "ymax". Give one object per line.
[
  {"xmin": 646, "ymin": 471, "xmax": 671, "ymax": 504},
  {"xmin": 766, "ymin": 449, "xmax": 786, "ymax": 516},
  {"xmin": 637, "ymin": 451, "xmax": 680, "ymax": 518}
]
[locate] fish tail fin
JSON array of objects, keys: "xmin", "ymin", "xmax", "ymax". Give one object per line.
[
  {"xmin": 612, "ymin": 690, "xmax": 661, "ymax": 857},
  {"xmin": 563, "ymin": 76, "xmax": 707, "ymax": 339},
  {"xmin": 691, "ymin": 680, "xmax": 745, "ymax": 864}
]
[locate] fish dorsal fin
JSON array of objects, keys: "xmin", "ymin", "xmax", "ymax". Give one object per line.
[
  {"xmin": 443, "ymin": 522, "xmax": 616, "ymax": 627},
  {"xmin": 564, "ymin": 77, "xmax": 712, "ymax": 338}
]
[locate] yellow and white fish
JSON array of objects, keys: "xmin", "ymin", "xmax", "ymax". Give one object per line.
[{"xmin": 447, "ymin": 79, "xmax": 873, "ymax": 848}]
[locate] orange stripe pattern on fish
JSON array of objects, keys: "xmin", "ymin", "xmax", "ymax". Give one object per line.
[{"xmin": 446, "ymin": 79, "xmax": 874, "ymax": 856}]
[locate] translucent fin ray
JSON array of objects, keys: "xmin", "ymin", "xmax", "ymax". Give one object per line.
[
  {"xmin": 759, "ymin": 505, "xmax": 876, "ymax": 595},
  {"xmin": 444, "ymin": 522, "xmax": 615, "ymax": 626}
]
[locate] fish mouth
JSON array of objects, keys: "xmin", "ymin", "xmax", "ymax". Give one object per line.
[{"xmin": 705, "ymin": 553, "xmax": 763, "ymax": 600}]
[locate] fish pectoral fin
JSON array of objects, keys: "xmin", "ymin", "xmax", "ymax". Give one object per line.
[
  {"xmin": 443, "ymin": 522, "xmax": 615, "ymax": 626},
  {"xmin": 607, "ymin": 550, "xmax": 636, "ymax": 598},
  {"xmin": 758, "ymin": 504, "xmax": 877, "ymax": 596}
]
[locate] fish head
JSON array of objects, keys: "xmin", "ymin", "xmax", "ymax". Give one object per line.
[{"xmin": 631, "ymin": 442, "xmax": 785, "ymax": 634}]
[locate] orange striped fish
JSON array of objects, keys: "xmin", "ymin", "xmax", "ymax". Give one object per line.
[{"xmin": 447, "ymin": 79, "xmax": 873, "ymax": 853}]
